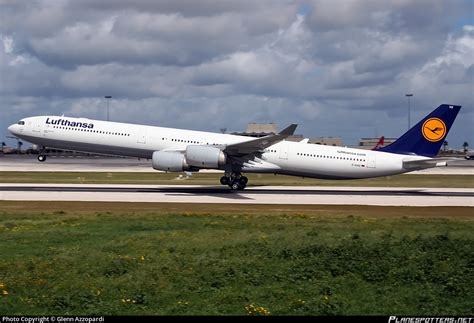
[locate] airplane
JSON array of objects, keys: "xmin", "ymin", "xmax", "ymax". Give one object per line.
[
  {"xmin": 372, "ymin": 136, "xmax": 385, "ymax": 150},
  {"xmin": 8, "ymin": 104, "xmax": 461, "ymax": 190},
  {"xmin": 460, "ymin": 150, "xmax": 474, "ymax": 160}
]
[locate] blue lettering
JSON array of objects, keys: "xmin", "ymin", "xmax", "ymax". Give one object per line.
[{"xmin": 44, "ymin": 118, "xmax": 95, "ymax": 129}]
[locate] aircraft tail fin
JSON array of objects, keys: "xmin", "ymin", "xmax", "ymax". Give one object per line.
[
  {"xmin": 372, "ymin": 136, "xmax": 385, "ymax": 150},
  {"xmin": 378, "ymin": 104, "xmax": 461, "ymax": 157}
]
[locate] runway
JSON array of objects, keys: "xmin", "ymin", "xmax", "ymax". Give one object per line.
[
  {"xmin": 1, "ymin": 155, "xmax": 473, "ymax": 174},
  {"xmin": 1, "ymin": 184, "xmax": 473, "ymax": 206}
]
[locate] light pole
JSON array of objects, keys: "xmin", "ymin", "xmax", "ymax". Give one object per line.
[
  {"xmin": 405, "ymin": 93, "xmax": 413, "ymax": 130},
  {"xmin": 105, "ymin": 96, "xmax": 112, "ymax": 121}
]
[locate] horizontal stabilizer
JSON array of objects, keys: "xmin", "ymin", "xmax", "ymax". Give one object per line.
[{"xmin": 402, "ymin": 157, "xmax": 459, "ymax": 170}]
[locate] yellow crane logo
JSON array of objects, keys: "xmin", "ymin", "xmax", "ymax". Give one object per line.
[{"xmin": 422, "ymin": 118, "xmax": 446, "ymax": 142}]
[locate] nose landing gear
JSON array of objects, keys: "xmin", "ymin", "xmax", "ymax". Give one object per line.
[
  {"xmin": 220, "ymin": 172, "xmax": 248, "ymax": 190},
  {"xmin": 37, "ymin": 146, "xmax": 47, "ymax": 162}
]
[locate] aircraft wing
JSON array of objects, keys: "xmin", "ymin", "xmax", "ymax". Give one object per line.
[
  {"xmin": 402, "ymin": 157, "xmax": 460, "ymax": 170},
  {"xmin": 224, "ymin": 124, "xmax": 297, "ymax": 156}
]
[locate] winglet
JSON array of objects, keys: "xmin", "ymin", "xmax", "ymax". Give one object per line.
[
  {"xmin": 224, "ymin": 123, "xmax": 298, "ymax": 156},
  {"xmin": 279, "ymin": 124, "xmax": 297, "ymax": 136}
]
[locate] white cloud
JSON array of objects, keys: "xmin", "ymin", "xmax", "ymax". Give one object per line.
[
  {"xmin": 2, "ymin": 35, "xmax": 13, "ymax": 53},
  {"xmin": 1, "ymin": 35, "xmax": 28, "ymax": 65},
  {"xmin": 410, "ymin": 25, "xmax": 474, "ymax": 100},
  {"xmin": 416, "ymin": 25, "xmax": 474, "ymax": 80},
  {"xmin": 1, "ymin": 1, "xmax": 472, "ymax": 148}
]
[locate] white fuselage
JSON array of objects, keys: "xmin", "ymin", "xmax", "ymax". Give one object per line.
[{"xmin": 8, "ymin": 116, "xmax": 428, "ymax": 179}]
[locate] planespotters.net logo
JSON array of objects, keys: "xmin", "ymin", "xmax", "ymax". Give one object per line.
[{"xmin": 389, "ymin": 317, "xmax": 473, "ymax": 323}]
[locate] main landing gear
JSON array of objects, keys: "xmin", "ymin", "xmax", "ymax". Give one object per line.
[
  {"xmin": 37, "ymin": 146, "xmax": 47, "ymax": 162},
  {"xmin": 220, "ymin": 172, "xmax": 248, "ymax": 190}
]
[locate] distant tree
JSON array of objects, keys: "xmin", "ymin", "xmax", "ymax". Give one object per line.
[
  {"xmin": 463, "ymin": 141, "xmax": 469, "ymax": 152},
  {"xmin": 1, "ymin": 142, "xmax": 5, "ymax": 153}
]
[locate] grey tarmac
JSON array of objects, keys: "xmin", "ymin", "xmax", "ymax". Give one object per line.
[{"xmin": 1, "ymin": 184, "xmax": 472, "ymax": 207}]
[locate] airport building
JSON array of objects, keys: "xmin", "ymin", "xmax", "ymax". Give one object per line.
[
  {"xmin": 231, "ymin": 123, "xmax": 302, "ymax": 141},
  {"xmin": 308, "ymin": 137, "xmax": 342, "ymax": 146},
  {"xmin": 232, "ymin": 123, "xmax": 341, "ymax": 145},
  {"xmin": 241, "ymin": 123, "xmax": 278, "ymax": 137}
]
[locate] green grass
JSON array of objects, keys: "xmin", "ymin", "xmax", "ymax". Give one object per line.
[
  {"xmin": 0, "ymin": 172, "xmax": 473, "ymax": 187},
  {"xmin": 0, "ymin": 202, "xmax": 473, "ymax": 315}
]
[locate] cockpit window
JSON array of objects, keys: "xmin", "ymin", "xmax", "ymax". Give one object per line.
[{"xmin": 18, "ymin": 121, "xmax": 25, "ymax": 125}]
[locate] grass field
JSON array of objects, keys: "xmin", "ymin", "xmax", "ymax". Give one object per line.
[
  {"xmin": 0, "ymin": 202, "xmax": 472, "ymax": 315},
  {"xmin": 0, "ymin": 172, "xmax": 473, "ymax": 188}
]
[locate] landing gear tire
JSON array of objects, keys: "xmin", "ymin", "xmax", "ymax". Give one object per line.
[
  {"xmin": 238, "ymin": 178, "xmax": 247, "ymax": 188},
  {"xmin": 37, "ymin": 155, "xmax": 46, "ymax": 162},
  {"xmin": 223, "ymin": 171, "xmax": 248, "ymax": 190},
  {"xmin": 231, "ymin": 182, "xmax": 242, "ymax": 190},
  {"xmin": 229, "ymin": 178, "xmax": 246, "ymax": 190},
  {"xmin": 220, "ymin": 176, "xmax": 229, "ymax": 186}
]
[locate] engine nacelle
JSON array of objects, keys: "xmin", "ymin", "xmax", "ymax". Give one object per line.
[
  {"xmin": 152, "ymin": 151, "xmax": 190, "ymax": 172},
  {"xmin": 185, "ymin": 145, "xmax": 226, "ymax": 168}
]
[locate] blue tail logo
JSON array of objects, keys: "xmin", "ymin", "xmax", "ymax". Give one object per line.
[{"xmin": 378, "ymin": 104, "xmax": 461, "ymax": 157}]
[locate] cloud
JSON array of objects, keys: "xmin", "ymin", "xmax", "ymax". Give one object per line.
[
  {"xmin": 1, "ymin": 0, "xmax": 472, "ymax": 148},
  {"xmin": 7, "ymin": 1, "xmax": 296, "ymax": 68},
  {"xmin": 414, "ymin": 25, "xmax": 474, "ymax": 84}
]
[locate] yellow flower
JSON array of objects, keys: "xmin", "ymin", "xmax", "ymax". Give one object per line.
[
  {"xmin": 2, "ymin": 290, "xmax": 9, "ymax": 296},
  {"xmin": 0, "ymin": 283, "xmax": 5, "ymax": 289},
  {"xmin": 139, "ymin": 256, "xmax": 145, "ymax": 261},
  {"xmin": 245, "ymin": 303, "xmax": 270, "ymax": 316}
]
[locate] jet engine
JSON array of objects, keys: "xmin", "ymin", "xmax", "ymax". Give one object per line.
[
  {"xmin": 185, "ymin": 145, "xmax": 226, "ymax": 168},
  {"xmin": 152, "ymin": 151, "xmax": 191, "ymax": 172}
]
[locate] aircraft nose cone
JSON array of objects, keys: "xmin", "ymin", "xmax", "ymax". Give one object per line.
[{"xmin": 8, "ymin": 124, "xmax": 16, "ymax": 134}]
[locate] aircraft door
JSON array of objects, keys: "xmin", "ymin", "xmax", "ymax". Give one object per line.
[
  {"xmin": 279, "ymin": 141, "xmax": 289, "ymax": 160},
  {"xmin": 137, "ymin": 129, "xmax": 147, "ymax": 144},
  {"xmin": 32, "ymin": 121, "xmax": 41, "ymax": 133},
  {"xmin": 367, "ymin": 154, "xmax": 376, "ymax": 168}
]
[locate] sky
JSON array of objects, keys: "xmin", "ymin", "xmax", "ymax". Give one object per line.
[{"xmin": 1, "ymin": 0, "xmax": 473, "ymax": 149}]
